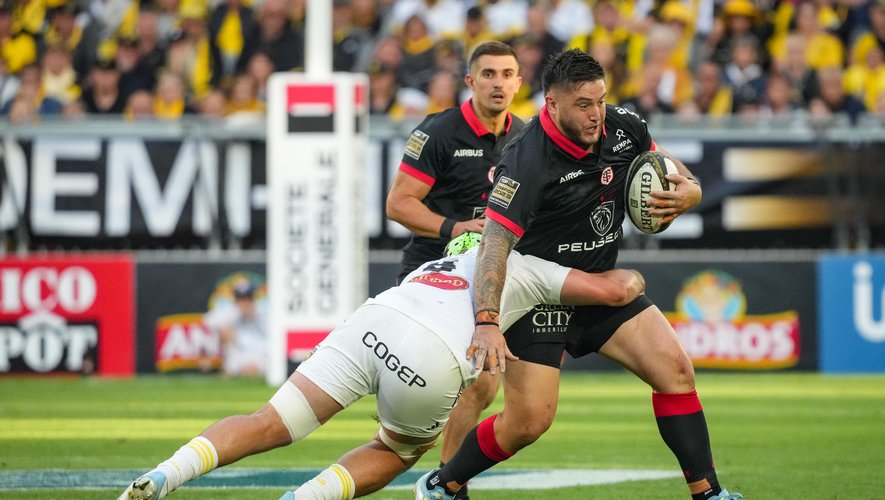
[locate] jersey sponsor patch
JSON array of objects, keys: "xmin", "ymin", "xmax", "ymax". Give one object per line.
[
  {"xmin": 404, "ymin": 130, "xmax": 430, "ymax": 160},
  {"xmin": 489, "ymin": 176, "xmax": 520, "ymax": 209},
  {"xmin": 590, "ymin": 200, "xmax": 615, "ymax": 236},
  {"xmin": 601, "ymin": 166, "xmax": 613, "ymax": 185},
  {"xmin": 408, "ymin": 272, "xmax": 469, "ymax": 290}
]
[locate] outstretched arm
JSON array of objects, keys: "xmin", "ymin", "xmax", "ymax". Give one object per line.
[
  {"xmin": 468, "ymin": 219, "xmax": 520, "ymax": 374},
  {"xmin": 559, "ymin": 268, "xmax": 645, "ymax": 307}
]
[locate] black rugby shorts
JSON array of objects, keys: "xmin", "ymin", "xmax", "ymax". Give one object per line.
[{"xmin": 504, "ymin": 295, "xmax": 654, "ymax": 368}]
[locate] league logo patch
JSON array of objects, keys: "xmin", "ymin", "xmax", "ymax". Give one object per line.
[
  {"xmin": 590, "ymin": 200, "xmax": 615, "ymax": 236},
  {"xmin": 601, "ymin": 166, "xmax": 614, "ymax": 185},
  {"xmin": 489, "ymin": 176, "xmax": 520, "ymax": 209},
  {"xmin": 404, "ymin": 130, "xmax": 429, "ymax": 160}
]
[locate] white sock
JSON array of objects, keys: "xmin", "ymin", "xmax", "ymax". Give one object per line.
[
  {"xmin": 152, "ymin": 436, "xmax": 219, "ymax": 497},
  {"xmin": 292, "ymin": 463, "xmax": 356, "ymax": 500}
]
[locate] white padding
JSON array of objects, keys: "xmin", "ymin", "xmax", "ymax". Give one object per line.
[
  {"xmin": 269, "ymin": 382, "xmax": 321, "ymax": 442},
  {"xmin": 378, "ymin": 427, "xmax": 436, "ymax": 459}
]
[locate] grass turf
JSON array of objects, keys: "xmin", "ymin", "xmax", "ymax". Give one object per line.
[{"xmin": 1, "ymin": 372, "xmax": 884, "ymax": 499}]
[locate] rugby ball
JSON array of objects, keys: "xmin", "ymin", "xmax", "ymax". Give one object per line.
[{"xmin": 625, "ymin": 150, "xmax": 679, "ymax": 234}]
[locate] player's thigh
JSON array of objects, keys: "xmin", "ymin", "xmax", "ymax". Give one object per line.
[
  {"xmin": 499, "ymin": 359, "xmax": 561, "ymax": 440},
  {"xmin": 372, "ymin": 319, "xmax": 466, "ymax": 441},
  {"xmin": 598, "ymin": 305, "xmax": 694, "ymax": 393},
  {"xmin": 295, "ymin": 306, "xmax": 384, "ymax": 411}
]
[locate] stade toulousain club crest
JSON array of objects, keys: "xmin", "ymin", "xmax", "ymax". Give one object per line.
[{"xmin": 286, "ymin": 84, "xmax": 365, "ymax": 134}]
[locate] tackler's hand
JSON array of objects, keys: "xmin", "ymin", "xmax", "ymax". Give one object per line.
[{"xmin": 466, "ymin": 324, "xmax": 518, "ymax": 375}]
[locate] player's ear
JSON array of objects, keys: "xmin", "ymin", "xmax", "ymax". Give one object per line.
[{"xmin": 464, "ymin": 73, "xmax": 474, "ymax": 90}]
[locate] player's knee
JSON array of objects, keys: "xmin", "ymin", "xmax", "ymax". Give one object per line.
[
  {"xmin": 505, "ymin": 409, "xmax": 553, "ymax": 448},
  {"xmin": 378, "ymin": 427, "xmax": 437, "ymax": 462}
]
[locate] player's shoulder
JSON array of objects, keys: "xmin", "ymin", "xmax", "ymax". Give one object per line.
[
  {"xmin": 416, "ymin": 105, "xmax": 464, "ymax": 131},
  {"xmin": 605, "ymin": 104, "xmax": 648, "ymax": 129}
]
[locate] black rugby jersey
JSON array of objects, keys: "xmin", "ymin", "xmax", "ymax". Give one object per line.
[
  {"xmin": 486, "ymin": 104, "xmax": 657, "ymax": 273},
  {"xmin": 398, "ymin": 99, "xmax": 525, "ymax": 263}
]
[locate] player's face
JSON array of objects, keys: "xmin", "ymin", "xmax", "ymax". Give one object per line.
[
  {"xmin": 547, "ymin": 79, "xmax": 607, "ymax": 150},
  {"xmin": 466, "ymin": 55, "xmax": 522, "ymax": 116}
]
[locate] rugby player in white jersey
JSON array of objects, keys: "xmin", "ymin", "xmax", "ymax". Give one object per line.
[{"xmin": 118, "ymin": 232, "xmax": 644, "ymax": 500}]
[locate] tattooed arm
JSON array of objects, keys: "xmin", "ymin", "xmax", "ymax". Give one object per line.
[{"xmin": 467, "ymin": 219, "xmax": 521, "ymax": 374}]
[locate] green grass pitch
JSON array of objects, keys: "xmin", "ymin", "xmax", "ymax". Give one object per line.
[{"xmin": 2, "ymin": 372, "xmax": 884, "ymax": 499}]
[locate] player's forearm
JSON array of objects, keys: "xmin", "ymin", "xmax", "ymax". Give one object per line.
[
  {"xmin": 386, "ymin": 197, "xmax": 449, "ymax": 238},
  {"xmin": 559, "ymin": 268, "xmax": 645, "ymax": 307},
  {"xmin": 473, "ymin": 220, "xmax": 519, "ymax": 323}
]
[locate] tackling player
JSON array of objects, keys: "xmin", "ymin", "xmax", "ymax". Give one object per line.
[
  {"xmin": 416, "ymin": 50, "xmax": 743, "ymax": 500},
  {"xmin": 118, "ymin": 232, "xmax": 645, "ymax": 500},
  {"xmin": 385, "ymin": 40, "xmax": 524, "ymax": 496}
]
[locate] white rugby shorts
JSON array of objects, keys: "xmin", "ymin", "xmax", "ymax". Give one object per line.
[{"xmin": 296, "ymin": 304, "xmax": 465, "ymax": 439}]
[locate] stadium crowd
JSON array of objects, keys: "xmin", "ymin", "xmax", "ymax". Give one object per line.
[{"xmin": 1, "ymin": 0, "xmax": 884, "ymax": 124}]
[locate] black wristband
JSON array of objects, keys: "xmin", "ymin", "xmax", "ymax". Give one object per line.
[
  {"xmin": 439, "ymin": 218, "xmax": 457, "ymax": 238},
  {"xmin": 475, "ymin": 321, "xmax": 499, "ymax": 327}
]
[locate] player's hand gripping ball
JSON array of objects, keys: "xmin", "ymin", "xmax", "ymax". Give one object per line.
[{"xmin": 625, "ymin": 150, "xmax": 679, "ymax": 234}]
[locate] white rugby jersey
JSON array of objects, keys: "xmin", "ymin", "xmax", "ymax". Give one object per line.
[{"xmin": 366, "ymin": 248, "xmax": 570, "ymax": 383}]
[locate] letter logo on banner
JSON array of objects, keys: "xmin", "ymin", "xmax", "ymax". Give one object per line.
[
  {"xmin": 0, "ymin": 255, "xmax": 134, "ymax": 376},
  {"xmin": 820, "ymin": 255, "xmax": 885, "ymax": 372},
  {"xmin": 663, "ymin": 270, "xmax": 800, "ymax": 369},
  {"xmin": 853, "ymin": 262, "xmax": 885, "ymax": 342}
]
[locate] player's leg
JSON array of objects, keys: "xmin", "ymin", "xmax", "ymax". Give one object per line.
[
  {"xmin": 598, "ymin": 304, "xmax": 738, "ymax": 500},
  {"xmin": 439, "ymin": 370, "xmax": 499, "ymax": 463},
  {"xmin": 422, "ymin": 359, "xmax": 560, "ymax": 496},
  {"xmin": 117, "ymin": 371, "xmax": 344, "ymax": 500},
  {"xmin": 286, "ymin": 307, "xmax": 465, "ymax": 499}
]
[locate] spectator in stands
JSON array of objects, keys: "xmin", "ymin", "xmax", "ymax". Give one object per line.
[
  {"xmin": 367, "ymin": 61, "xmax": 399, "ymax": 115},
  {"xmin": 483, "ymin": 0, "xmax": 528, "ymax": 40},
  {"xmin": 240, "ymin": 0, "xmax": 303, "ymax": 73},
  {"xmin": 760, "ymin": 71, "xmax": 797, "ymax": 117},
  {"xmin": 685, "ymin": 60, "xmax": 733, "ymax": 116},
  {"xmin": 125, "ymin": 88, "xmax": 154, "ymax": 120},
  {"xmin": 851, "ymin": 0, "xmax": 885, "ymax": 66},
  {"xmin": 208, "ymin": 0, "xmax": 256, "ymax": 88},
  {"xmin": 769, "ymin": 0, "xmax": 843, "ymax": 71},
  {"xmin": 80, "ymin": 58, "xmax": 127, "ymax": 114},
  {"xmin": 153, "ymin": 70, "xmax": 194, "ymax": 119},
  {"xmin": 523, "ymin": 4, "xmax": 564, "ymax": 64},
  {"xmin": 508, "ymin": 33, "xmax": 544, "ymax": 119},
  {"xmin": 351, "ymin": 0, "xmax": 382, "ymax": 38},
  {"xmin": 0, "ymin": 0, "xmax": 37, "ymax": 74},
  {"xmin": 424, "ymin": 69, "xmax": 458, "ymax": 115},
  {"xmin": 41, "ymin": 44, "xmax": 81, "ymax": 106},
  {"xmin": 165, "ymin": 2, "xmax": 212, "ymax": 99},
  {"xmin": 845, "ymin": 44, "xmax": 885, "ymax": 111},
  {"xmin": 547, "ymin": 0, "xmax": 593, "ymax": 46},
  {"xmin": 387, "ymin": 0, "xmax": 466, "ymax": 41},
  {"xmin": 398, "ymin": 15, "xmax": 436, "ymax": 90},
  {"xmin": 245, "ymin": 51, "xmax": 273, "ymax": 103},
  {"xmin": 197, "ymin": 88, "xmax": 228, "ymax": 118},
  {"xmin": 774, "ymin": 33, "xmax": 816, "ymax": 107},
  {"xmin": 1, "ymin": 63, "xmax": 63, "ymax": 120},
  {"xmin": 41, "ymin": 2, "xmax": 95, "ymax": 77},
  {"xmin": 620, "ymin": 62, "xmax": 676, "ymax": 116},
  {"xmin": 392, "ymin": 86, "xmax": 429, "ymax": 120},
  {"xmin": 589, "ymin": 38, "xmax": 627, "ymax": 105},
  {"xmin": 461, "ymin": 6, "xmax": 493, "ymax": 59},
  {"xmin": 0, "ymin": 58, "xmax": 17, "ymax": 107},
  {"xmin": 332, "ymin": 0, "xmax": 372, "ymax": 72},
  {"xmin": 225, "ymin": 73, "xmax": 265, "ymax": 124},
  {"xmin": 723, "ymin": 34, "xmax": 766, "ymax": 112},
  {"xmin": 708, "ymin": 0, "xmax": 766, "ymax": 68},
  {"xmin": 133, "ymin": 8, "xmax": 166, "ymax": 78},
  {"xmin": 203, "ymin": 278, "xmax": 268, "ymax": 377},
  {"xmin": 373, "ymin": 35, "xmax": 404, "ymax": 75},
  {"xmin": 631, "ymin": 22, "xmax": 693, "ymax": 109},
  {"xmin": 154, "ymin": 0, "xmax": 181, "ymax": 44},
  {"xmin": 115, "ymin": 35, "xmax": 155, "ymax": 97},
  {"xmin": 809, "ymin": 65, "xmax": 866, "ymax": 123}
]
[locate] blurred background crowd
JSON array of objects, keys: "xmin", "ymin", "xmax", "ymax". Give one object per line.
[{"xmin": 2, "ymin": 0, "xmax": 885, "ymax": 125}]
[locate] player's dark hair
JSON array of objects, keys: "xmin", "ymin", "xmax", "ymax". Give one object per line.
[
  {"xmin": 541, "ymin": 49, "xmax": 606, "ymax": 94},
  {"xmin": 468, "ymin": 41, "xmax": 518, "ymax": 70}
]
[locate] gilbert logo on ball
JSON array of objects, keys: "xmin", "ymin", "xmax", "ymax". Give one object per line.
[{"xmin": 625, "ymin": 150, "xmax": 679, "ymax": 234}]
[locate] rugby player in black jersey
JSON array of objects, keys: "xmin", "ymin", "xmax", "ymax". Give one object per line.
[
  {"xmin": 416, "ymin": 49, "xmax": 743, "ymax": 500},
  {"xmin": 386, "ymin": 41, "xmax": 525, "ymax": 496}
]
